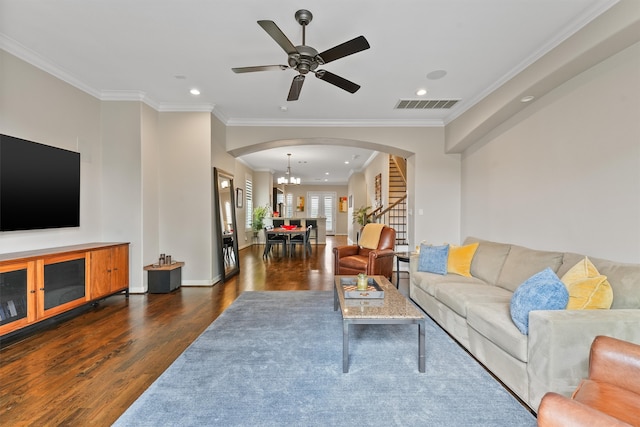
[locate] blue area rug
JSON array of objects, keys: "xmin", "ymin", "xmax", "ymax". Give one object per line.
[{"xmin": 115, "ymin": 291, "xmax": 536, "ymax": 426}]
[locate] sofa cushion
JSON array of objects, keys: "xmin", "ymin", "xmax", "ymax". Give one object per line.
[
  {"xmin": 434, "ymin": 282, "xmax": 513, "ymax": 318},
  {"xmin": 447, "ymin": 242, "xmax": 479, "ymax": 277},
  {"xmin": 590, "ymin": 257, "xmax": 640, "ymax": 309},
  {"xmin": 510, "ymin": 268, "xmax": 569, "ymax": 335},
  {"xmin": 411, "ymin": 270, "xmax": 487, "ymax": 297},
  {"xmin": 558, "ymin": 253, "xmax": 640, "ymax": 309},
  {"xmin": 497, "ymin": 244, "xmax": 564, "ymax": 292},
  {"xmin": 464, "ymin": 237, "xmax": 511, "ymax": 286},
  {"xmin": 418, "ymin": 244, "xmax": 449, "ymax": 275},
  {"xmin": 467, "ymin": 303, "xmax": 528, "ymax": 363},
  {"xmin": 561, "ymin": 257, "xmax": 613, "ymax": 310},
  {"xmin": 338, "ymin": 255, "xmax": 369, "ymax": 270}
]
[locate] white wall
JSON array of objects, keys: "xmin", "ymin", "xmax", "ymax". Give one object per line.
[
  {"xmin": 0, "ymin": 50, "xmax": 102, "ymax": 252},
  {"xmin": 348, "ymin": 172, "xmax": 367, "ymax": 244},
  {"xmin": 158, "ymin": 112, "xmax": 213, "ymax": 285},
  {"xmin": 461, "ymin": 42, "xmax": 640, "ymax": 262},
  {"xmin": 100, "ymin": 102, "xmax": 144, "ymax": 289},
  {"xmin": 141, "ymin": 104, "xmax": 160, "ymax": 291},
  {"xmin": 364, "ymin": 152, "xmax": 389, "ymax": 210}
]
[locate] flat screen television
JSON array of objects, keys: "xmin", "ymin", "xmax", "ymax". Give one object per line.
[{"xmin": 0, "ymin": 134, "xmax": 80, "ymax": 232}]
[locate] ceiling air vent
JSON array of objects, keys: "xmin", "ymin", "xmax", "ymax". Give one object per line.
[{"xmin": 395, "ymin": 99, "xmax": 459, "ymax": 110}]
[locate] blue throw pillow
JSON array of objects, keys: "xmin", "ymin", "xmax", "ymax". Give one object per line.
[
  {"xmin": 418, "ymin": 244, "xmax": 450, "ymax": 275},
  {"xmin": 510, "ymin": 267, "xmax": 568, "ymax": 335}
]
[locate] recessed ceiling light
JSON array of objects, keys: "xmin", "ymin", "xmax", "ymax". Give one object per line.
[
  {"xmin": 325, "ymin": 172, "xmax": 330, "ymax": 175},
  {"xmin": 520, "ymin": 95, "xmax": 535, "ymax": 103},
  {"xmin": 416, "ymin": 89, "xmax": 427, "ymax": 96},
  {"xmin": 344, "ymin": 161, "xmax": 349, "ymax": 165},
  {"xmin": 427, "ymin": 70, "xmax": 447, "ymax": 80},
  {"xmin": 280, "ymin": 106, "xmax": 288, "ymax": 112},
  {"xmin": 190, "ymin": 88, "xmax": 200, "ymax": 95}
]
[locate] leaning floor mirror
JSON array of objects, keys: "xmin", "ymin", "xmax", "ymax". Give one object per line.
[{"xmin": 213, "ymin": 167, "xmax": 240, "ymax": 281}]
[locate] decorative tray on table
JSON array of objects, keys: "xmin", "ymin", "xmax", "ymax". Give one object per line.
[{"xmin": 340, "ymin": 277, "xmax": 385, "ymax": 299}]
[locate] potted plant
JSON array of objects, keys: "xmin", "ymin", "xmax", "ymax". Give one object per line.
[
  {"xmin": 353, "ymin": 205, "xmax": 373, "ymax": 226},
  {"xmin": 252, "ymin": 205, "xmax": 269, "ymax": 236}
]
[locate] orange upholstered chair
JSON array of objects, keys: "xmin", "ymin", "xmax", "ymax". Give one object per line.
[
  {"xmin": 333, "ymin": 224, "xmax": 396, "ymax": 279},
  {"xmin": 537, "ymin": 335, "xmax": 640, "ymax": 427}
]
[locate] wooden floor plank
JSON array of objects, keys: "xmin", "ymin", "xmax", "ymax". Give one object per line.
[{"xmin": 1, "ymin": 237, "xmax": 377, "ymax": 426}]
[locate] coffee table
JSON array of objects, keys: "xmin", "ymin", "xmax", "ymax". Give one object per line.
[{"xmin": 333, "ymin": 275, "xmax": 426, "ymax": 373}]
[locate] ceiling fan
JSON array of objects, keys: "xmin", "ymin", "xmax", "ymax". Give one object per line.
[{"xmin": 232, "ymin": 9, "xmax": 370, "ymax": 101}]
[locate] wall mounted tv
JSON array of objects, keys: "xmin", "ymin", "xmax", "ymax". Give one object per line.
[{"xmin": 0, "ymin": 134, "xmax": 80, "ymax": 232}]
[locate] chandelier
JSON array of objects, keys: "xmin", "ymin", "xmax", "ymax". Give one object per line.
[{"xmin": 277, "ymin": 153, "xmax": 301, "ymax": 185}]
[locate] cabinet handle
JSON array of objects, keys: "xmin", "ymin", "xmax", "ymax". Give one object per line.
[
  {"xmin": 107, "ymin": 269, "xmax": 112, "ymax": 272},
  {"xmin": 39, "ymin": 288, "xmax": 45, "ymax": 291},
  {"xmin": 30, "ymin": 290, "xmax": 36, "ymax": 294}
]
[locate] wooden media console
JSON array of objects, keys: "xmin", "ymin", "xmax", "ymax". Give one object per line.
[{"xmin": 0, "ymin": 242, "xmax": 129, "ymax": 337}]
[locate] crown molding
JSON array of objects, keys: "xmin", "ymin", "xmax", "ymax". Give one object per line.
[
  {"xmin": 223, "ymin": 118, "xmax": 444, "ymax": 128},
  {"xmin": 1, "ymin": 34, "xmax": 102, "ymax": 99},
  {"xmin": 158, "ymin": 103, "xmax": 215, "ymax": 113},
  {"xmin": 99, "ymin": 90, "xmax": 160, "ymax": 110}
]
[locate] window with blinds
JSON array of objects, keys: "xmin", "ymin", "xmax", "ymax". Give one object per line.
[
  {"xmin": 308, "ymin": 191, "xmax": 336, "ymax": 233},
  {"xmin": 285, "ymin": 193, "xmax": 293, "ymax": 218},
  {"xmin": 245, "ymin": 178, "xmax": 253, "ymax": 230}
]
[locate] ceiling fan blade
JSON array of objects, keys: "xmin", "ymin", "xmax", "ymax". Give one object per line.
[
  {"xmin": 314, "ymin": 70, "xmax": 360, "ymax": 94},
  {"xmin": 258, "ymin": 20, "xmax": 298, "ymax": 55},
  {"xmin": 287, "ymin": 75, "xmax": 305, "ymax": 101},
  {"xmin": 232, "ymin": 65, "xmax": 288, "ymax": 73},
  {"xmin": 318, "ymin": 35, "xmax": 370, "ymax": 64}
]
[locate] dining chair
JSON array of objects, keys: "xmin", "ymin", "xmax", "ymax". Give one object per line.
[
  {"xmin": 288, "ymin": 219, "xmax": 301, "ymax": 227},
  {"xmin": 289, "ymin": 225, "xmax": 312, "ymax": 257},
  {"xmin": 305, "ymin": 219, "xmax": 317, "ymax": 245},
  {"xmin": 272, "ymin": 219, "xmax": 285, "ymax": 228},
  {"xmin": 263, "ymin": 226, "xmax": 287, "ymax": 258}
]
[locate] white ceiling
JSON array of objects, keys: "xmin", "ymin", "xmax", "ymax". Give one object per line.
[{"xmin": 0, "ymin": 0, "xmax": 618, "ymax": 184}]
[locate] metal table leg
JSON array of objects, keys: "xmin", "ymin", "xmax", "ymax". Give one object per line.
[
  {"xmin": 419, "ymin": 319, "xmax": 426, "ymax": 373},
  {"xmin": 343, "ymin": 321, "xmax": 350, "ymax": 373}
]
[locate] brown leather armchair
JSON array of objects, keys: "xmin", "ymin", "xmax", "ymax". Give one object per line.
[
  {"xmin": 537, "ymin": 335, "xmax": 640, "ymax": 427},
  {"xmin": 333, "ymin": 225, "xmax": 396, "ymax": 279}
]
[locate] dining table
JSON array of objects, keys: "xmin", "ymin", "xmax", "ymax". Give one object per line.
[{"xmin": 271, "ymin": 226, "xmax": 309, "ymax": 258}]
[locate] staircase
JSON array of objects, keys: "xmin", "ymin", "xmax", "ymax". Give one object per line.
[
  {"xmin": 387, "ymin": 155, "xmax": 408, "ymax": 248},
  {"xmin": 369, "ymin": 155, "xmax": 408, "ymax": 251}
]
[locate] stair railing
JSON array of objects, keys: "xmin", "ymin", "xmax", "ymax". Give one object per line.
[{"xmin": 366, "ymin": 195, "xmax": 407, "ymax": 225}]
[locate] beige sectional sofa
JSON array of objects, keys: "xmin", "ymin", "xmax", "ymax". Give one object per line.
[{"xmin": 409, "ymin": 237, "xmax": 640, "ymax": 412}]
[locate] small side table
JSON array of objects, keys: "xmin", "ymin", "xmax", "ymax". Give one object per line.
[
  {"xmin": 144, "ymin": 262, "xmax": 185, "ymax": 293},
  {"xmin": 395, "ymin": 252, "xmax": 413, "ymax": 288}
]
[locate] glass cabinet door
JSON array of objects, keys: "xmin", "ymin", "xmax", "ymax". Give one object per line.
[
  {"xmin": 0, "ymin": 262, "xmax": 33, "ymax": 334},
  {"xmin": 39, "ymin": 254, "xmax": 86, "ymax": 318},
  {"xmin": 0, "ymin": 268, "xmax": 28, "ymax": 325}
]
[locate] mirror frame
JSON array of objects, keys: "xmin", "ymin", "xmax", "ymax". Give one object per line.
[{"xmin": 213, "ymin": 167, "xmax": 240, "ymax": 281}]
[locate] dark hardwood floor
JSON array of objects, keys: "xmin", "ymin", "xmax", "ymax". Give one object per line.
[{"xmin": 1, "ymin": 236, "xmax": 407, "ymax": 426}]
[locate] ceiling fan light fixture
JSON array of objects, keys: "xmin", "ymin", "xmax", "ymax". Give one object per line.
[{"xmin": 231, "ymin": 10, "xmax": 370, "ymax": 101}]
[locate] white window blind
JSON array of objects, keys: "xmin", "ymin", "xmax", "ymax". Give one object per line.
[
  {"xmin": 245, "ymin": 178, "xmax": 253, "ymax": 229},
  {"xmin": 323, "ymin": 195, "xmax": 334, "ymax": 232},
  {"xmin": 285, "ymin": 193, "xmax": 293, "ymax": 218},
  {"xmin": 310, "ymin": 196, "xmax": 320, "ymax": 217},
  {"xmin": 307, "ymin": 191, "xmax": 336, "ymax": 233}
]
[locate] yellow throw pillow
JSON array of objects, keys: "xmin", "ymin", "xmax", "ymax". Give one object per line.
[
  {"xmin": 447, "ymin": 242, "xmax": 479, "ymax": 277},
  {"xmin": 560, "ymin": 257, "xmax": 613, "ymax": 310}
]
